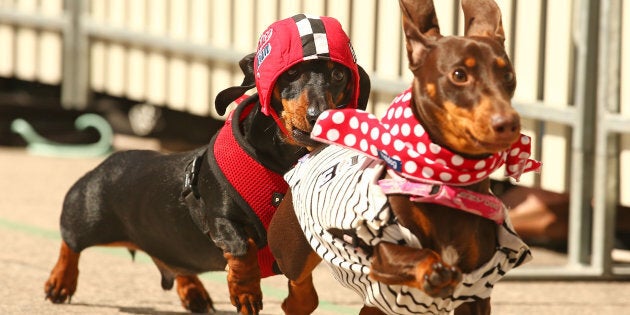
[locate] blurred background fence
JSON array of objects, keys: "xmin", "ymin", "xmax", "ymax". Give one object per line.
[{"xmin": 1, "ymin": 0, "xmax": 629, "ymax": 279}]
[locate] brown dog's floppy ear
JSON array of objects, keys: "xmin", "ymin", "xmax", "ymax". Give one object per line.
[
  {"xmin": 356, "ymin": 65, "xmax": 371, "ymax": 111},
  {"xmin": 215, "ymin": 53, "xmax": 256, "ymax": 116},
  {"xmin": 461, "ymin": 0, "xmax": 506, "ymax": 45},
  {"xmin": 398, "ymin": 0, "xmax": 441, "ymax": 70}
]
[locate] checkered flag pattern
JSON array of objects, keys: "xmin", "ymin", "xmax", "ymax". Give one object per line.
[{"xmin": 292, "ymin": 14, "xmax": 330, "ymax": 60}]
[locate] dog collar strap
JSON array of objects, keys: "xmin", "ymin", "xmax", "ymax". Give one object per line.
[
  {"xmin": 267, "ymin": 106, "xmax": 291, "ymax": 137},
  {"xmin": 311, "ymin": 88, "xmax": 542, "ymax": 186},
  {"xmin": 227, "ymin": 95, "xmax": 292, "ymax": 143},
  {"xmin": 378, "ymin": 177, "xmax": 504, "ymax": 224}
]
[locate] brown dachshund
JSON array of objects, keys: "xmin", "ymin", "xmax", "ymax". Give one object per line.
[
  {"xmin": 43, "ymin": 15, "xmax": 370, "ymax": 315},
  {"xmin": 269, "ymin": 1, "xmax": 539, "ymax": 314}
]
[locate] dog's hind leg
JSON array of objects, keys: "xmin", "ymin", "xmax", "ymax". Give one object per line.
[
  {"xmin": 44, "ymin": 241, "xmax": 80, "ymax": 303},
  {"xmin": 176, "ymin": 275, "xmax": 215, "ymax": 313},
  {"xmin": 147, "ymin": 257, "xmax": 215, "ymax": 313}
]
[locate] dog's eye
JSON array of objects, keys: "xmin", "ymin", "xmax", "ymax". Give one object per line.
[
  {"xmin": 504, "ymin": 72, "xmax": 515, "ymax": 84},
  {"xmin": 331, "ymin": 68, "xmax": 346, "ymax": 82},
  {"xmin": 451, "ymin": 68, "xmax": 468, "ymax": 84}
]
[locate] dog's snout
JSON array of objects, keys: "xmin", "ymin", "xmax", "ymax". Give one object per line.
[
  {"xmin": 307, "ymin": 106, "xmax": 322, "ymax": 126},
  {"xmin": 491, "ymin": 113, "xmax": 520, "ymax": 138}
]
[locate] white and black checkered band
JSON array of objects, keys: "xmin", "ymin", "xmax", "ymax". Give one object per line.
[{"xmin": 292, "ymin": 14, "xmax": 330, "ymax": 60}]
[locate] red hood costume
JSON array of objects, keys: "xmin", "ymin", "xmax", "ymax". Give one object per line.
[
  {"xmin": 253, "ymin": 13, "xmax": 361, "ymax": 126},
  {"xmin": 201, "ymin": 14, "xmax": 361, "ymax": 278}
]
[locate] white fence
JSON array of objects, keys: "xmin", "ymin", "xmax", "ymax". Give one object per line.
[{"xmin": 1, "ymin": 0, "xmax": 629, "ymax": 278}]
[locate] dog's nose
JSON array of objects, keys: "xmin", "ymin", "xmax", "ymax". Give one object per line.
[
  {"xmin": 307, "ymin": 107, "xmax": 322, "ymax": 127},
  {"xmin": 491, "ymin": 113, "xmax": 520, "ymax": 138}
]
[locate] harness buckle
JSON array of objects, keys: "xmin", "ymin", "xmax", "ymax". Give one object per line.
[{"xmin": 183, "ymin": 153, "xmax": 205, "ymax": 199}]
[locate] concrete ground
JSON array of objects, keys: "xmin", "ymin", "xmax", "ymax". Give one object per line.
[{"xmin": 2, "ymin": 135, "xmax": 630, "ymax": 315}]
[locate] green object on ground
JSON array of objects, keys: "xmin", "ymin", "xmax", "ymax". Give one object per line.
[{"xmin": 11, "ymin": 113, "xmax": 113, "ymax": 157}]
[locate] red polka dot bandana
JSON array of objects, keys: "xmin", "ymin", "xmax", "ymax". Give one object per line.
[{"xmin": 311, "ymin": 88, "xmax": 542, "ymax": 186}]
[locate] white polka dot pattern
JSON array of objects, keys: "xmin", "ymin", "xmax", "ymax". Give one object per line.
[{"xmin": 311, "ymin": 87, "xmax": 542, "ymax": 185}]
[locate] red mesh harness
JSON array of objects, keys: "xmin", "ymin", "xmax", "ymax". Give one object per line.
[{"xmin": 211, "ymin": 98, "xmax": 287, "ymax": 278}]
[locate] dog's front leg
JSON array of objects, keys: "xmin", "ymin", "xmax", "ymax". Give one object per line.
[
  {"xmin": 224, "ymin": 238, "xmax": 263, "ymax": 315},
  {"xmin": 370, "ymin": 242, "xmax": 462, "ymax": 298},
  {"xmin": 269, "ymin": 189, "xmax": 321, "ymax": 315},
  {"xmin": 280, "ymin": 251, "xmax": 321, "ymax": 315}
]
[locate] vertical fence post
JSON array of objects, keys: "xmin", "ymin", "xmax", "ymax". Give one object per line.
[
  {"xmin": 61, "ymin": 0, "xmax": 89, "ymax": 109},
  {"xmin": 592, "ymin": 0, "xmax": 622, "ymax": 276},
  {"xmin": 566, "ymin": 0, "xmax": 600, "ymax": 268}
]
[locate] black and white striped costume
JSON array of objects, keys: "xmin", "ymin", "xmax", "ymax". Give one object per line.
[{"xmin": 285, "ymin": 145, "xmax": 532, "ymax": 315}]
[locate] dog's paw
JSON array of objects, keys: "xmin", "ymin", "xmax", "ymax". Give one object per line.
[
  {"xmin": 180, "ymin": 290, "xmax": 214, "ymax": 314},
  {"xmin": 224, "ymin": 239, "xmax": 263, "ymax": 314},
  {"xmin": 420, "ymin": 262, "xmax": 462, "ymax": 298},
  {"xmin": 44, "ymin": 262, "xmax": 79, "ymax": 304},
  {"xmin": 176, "ymin": 275, "xmax": 215, "ymax": 313},
  {"xmin": 230, "ymin": 291, "xmax": 263, "ymax": 315}
]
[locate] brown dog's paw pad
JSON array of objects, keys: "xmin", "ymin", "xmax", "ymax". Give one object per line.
[{"xmin": 422, "ymin": 262, "xmax": 462, "ymax": 298}]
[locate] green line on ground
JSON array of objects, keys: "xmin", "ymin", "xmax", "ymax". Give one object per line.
[
  {"xmin": 0, "ymin": 218, "xmax": 60, "ymax": 240},
  {"xmin": 0, "ymin": 217, "xmax": 358, "ymax": 314}
]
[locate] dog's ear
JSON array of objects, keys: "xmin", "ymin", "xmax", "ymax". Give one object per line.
[
  {"xmin": 238, "ymin": 52, "xmax": 256, "ymax": 86},
  {"xmin": 214, "ymin": 86, "xmax": 255, "ymax": 115},
  {"xmin": 461, "ymin": 0, "xmax": 505, "ymax": 45},
  {"xmin": 398, "ymin": 0, "xmax": 441, "ymax": 70},
  {"xmin": 214, "ymin": 53, "xmax": 257, "ymax": 116},
  {"xmin": 356, "ymin": 65, "xmax": 371, "ymax": 111}
]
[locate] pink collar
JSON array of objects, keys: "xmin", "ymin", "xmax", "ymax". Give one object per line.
[
  {"xmin": 311, "ymin": 87, "xmax": 541, "ymax": 186},
  {"xmin": 378, "ymin": 171, "xmax": 504, "ymax": 224}
]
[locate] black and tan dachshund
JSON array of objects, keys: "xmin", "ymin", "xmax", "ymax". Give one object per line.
[{"xmin": 44, "ymin": 15, "xmax": 371, "ymax": 314}]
